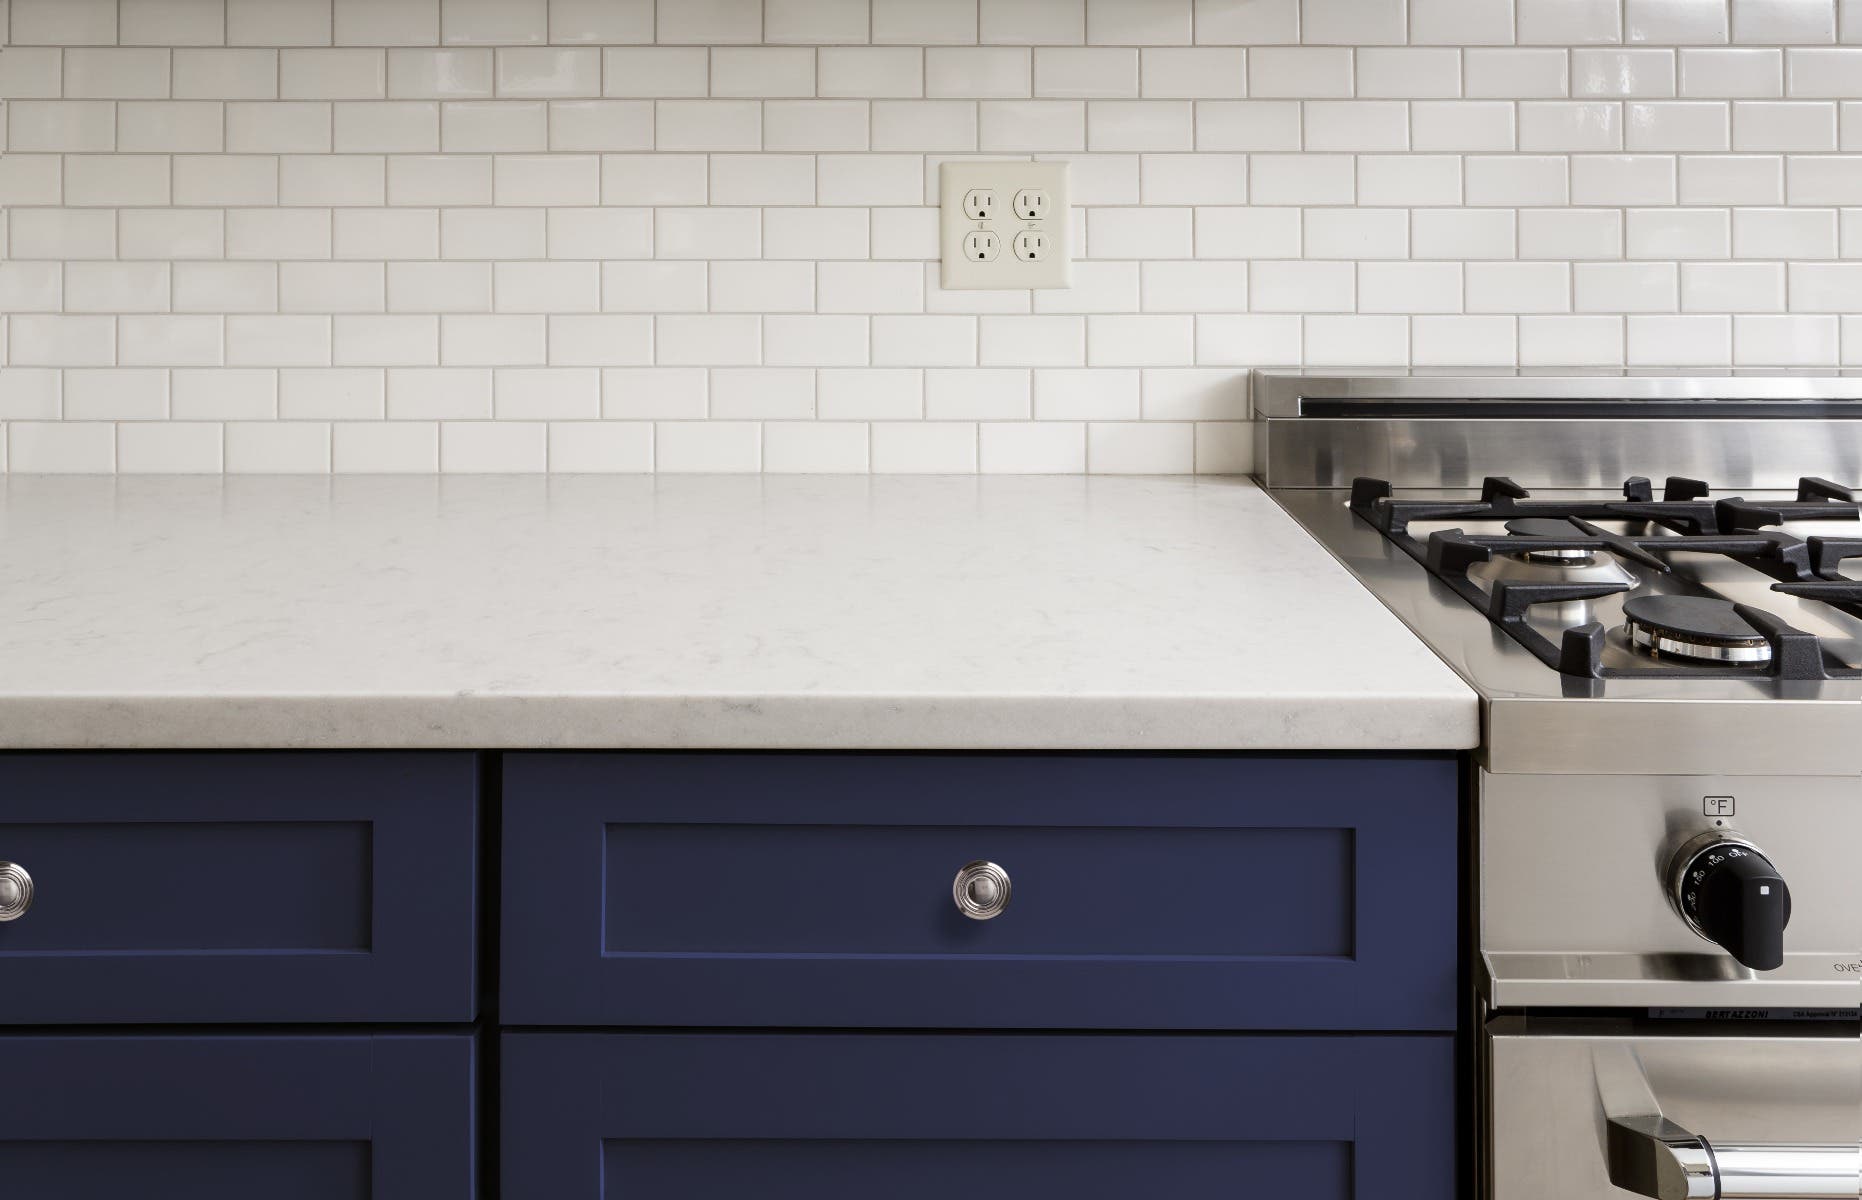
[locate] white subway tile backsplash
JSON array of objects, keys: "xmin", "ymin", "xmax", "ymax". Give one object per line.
[{"xmin": 11, "ymin": 0, "xmax": 1862, "ymax": 475}]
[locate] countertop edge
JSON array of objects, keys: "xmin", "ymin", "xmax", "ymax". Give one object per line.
[{"xmin": 0, "ymin": 693, "xmax": 1481, "ymax": 752}]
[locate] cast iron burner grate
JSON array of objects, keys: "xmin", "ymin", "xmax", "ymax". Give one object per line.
[{"xmin": 1348, "ymin": 474, "xmax": 1862, "ymax": 681}]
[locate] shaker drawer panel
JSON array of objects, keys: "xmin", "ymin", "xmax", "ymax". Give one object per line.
[
  {"xmin": 0, "ymin": 1034, "xmax": 474, "ymax": 1200},
  {"xmin": 502, "ymin": 753, "xmax": 1457, "ymax": 1029},
  {"xmin": 0, "ymin": 753, "xmax": 477, "ymax": 1023},
  {"xmin": 503, "ymin": 1031, "xmax": 1453, "ymax": 1200}
]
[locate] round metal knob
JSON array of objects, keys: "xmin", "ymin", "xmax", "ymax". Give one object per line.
[
  {"xmin": 0, "ymin": 862, "xmax": 32, "ymax": 922},
  {"xmin": 952, "ymin": 860, "xmax": 1010, "ymax": 920}
]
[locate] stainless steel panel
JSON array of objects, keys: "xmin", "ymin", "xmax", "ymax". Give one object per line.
[
  {"xmin": 1489, "ymin": 1024, "xmax": 1860, "ymax": 1200},
  {"xmin": 1481, "ymin": 771, "xmax": 1861, "ymax": 1010},
  {"xmin": 1254, "ymin": 368, "xmax": 1862, "ymax": 418},
  {"xmin": 1259, "ymin": 418, "xmax": 1862, "ymax": 489}
]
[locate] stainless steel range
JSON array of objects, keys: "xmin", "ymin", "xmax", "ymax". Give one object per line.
[{"xmin": 1255, "ymin": 370, "xmax": 1861, "ymax": 1200}]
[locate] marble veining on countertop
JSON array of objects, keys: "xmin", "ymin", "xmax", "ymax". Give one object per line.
[{"xmin": 0, "ymin": 475, "xmax": 1476, "ymax": 750}]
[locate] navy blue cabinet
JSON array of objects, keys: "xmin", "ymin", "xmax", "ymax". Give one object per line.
[
  {"xmin": 0, "ymin": 753, "xmax": 477, "ymax": 1024},
  {"xmin": 502, "ymin": 753, "xmax": 1457, "ymax": 1029},
  {"xmin": 0, "ymin": 1034, "xmax": 475, "ymax": 1199},
  {"xmin": 503, "ymin": 1031, "xmax": 1453, "ymax": 1200}
]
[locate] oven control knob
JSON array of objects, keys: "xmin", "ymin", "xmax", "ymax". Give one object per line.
[{"xmin": 1668, "ymin": 834, "xmax": 1791, "ymax": 972}]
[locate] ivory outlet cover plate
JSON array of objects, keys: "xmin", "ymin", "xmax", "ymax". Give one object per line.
[{"xmin": 939, "ymin": 161, "xmax": 1071, "ymax": 291}]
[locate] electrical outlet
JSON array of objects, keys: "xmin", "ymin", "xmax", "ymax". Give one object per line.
[{"xmin": 940, "ymin": 161, "xmax": 1070, "ymax": 291}]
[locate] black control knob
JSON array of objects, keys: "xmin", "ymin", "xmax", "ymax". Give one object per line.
[{"xmin": 1670, "ymin": 835, "xmax": 1791, "ymax": 971}]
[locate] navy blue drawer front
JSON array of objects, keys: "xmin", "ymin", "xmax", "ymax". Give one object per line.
[
  {"xmin": 502, "ymin": 753, "xmax": 1457, "ymax": 1029},
  {"xmin": 503, "ymin": 1031, "xmax": 1453, "ymax": 1200},
  {"xmin": 0, "ymin": 753, "xmax": 477, "ymax": 1023},
  {"xmin": 0, "ymin": 1034, "xmax": 475, "ymax": 1199}
]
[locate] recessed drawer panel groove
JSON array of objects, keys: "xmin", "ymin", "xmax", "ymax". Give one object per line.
[
  {"xmin": 504, "ymin": 753, "xmax": 1456, "ymax": 1029},
  {"xmin": 0, "ymin": 752, "xmax": 476, "ymax": 1024}
]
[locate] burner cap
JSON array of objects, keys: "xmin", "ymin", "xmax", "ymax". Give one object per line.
[
  {"xmin": 1622, "ymin": 595, "xmax": 1773, "ymax": 665},
  {"xmin": 1503, "ymin": 517, "xmax": 1595, "ymax": 563}
]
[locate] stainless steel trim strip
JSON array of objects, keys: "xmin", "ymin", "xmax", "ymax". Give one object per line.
[{"xmin": 1254, "ymin": 369, "xmax": 1862, "ymax": 419}]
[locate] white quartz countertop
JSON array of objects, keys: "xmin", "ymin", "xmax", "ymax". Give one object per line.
[{"xmin": 0, "ymin": 474, "xmax": 1477, "ymax": 750}]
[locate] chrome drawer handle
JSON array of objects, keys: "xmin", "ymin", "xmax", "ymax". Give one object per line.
[
  {"xmin": 0, "ymin": 862, "xmax": 32, "ymax": 922},
  {"xmin": 952, "ymin": 861, "xmax": 1010, "ymax": 921}
]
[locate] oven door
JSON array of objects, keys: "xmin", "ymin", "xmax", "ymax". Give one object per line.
[{"xmin": 1487, "ymin": 1018, "xmax": 1860, "ymax": 1200}]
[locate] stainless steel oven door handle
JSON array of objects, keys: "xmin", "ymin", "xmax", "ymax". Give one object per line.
[
  {"xmin": 1607, "ymin": 1114, "xmax": 1859, "ymax": 1200},
  {"xmin": 1597, "ymin": 1044, "xmax": 1860, "ymax": 1200}
]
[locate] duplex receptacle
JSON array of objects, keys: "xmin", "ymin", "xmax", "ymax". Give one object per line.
[
  {"xmin": 1013, "ymin": 189, "xmax": 1048, "ymax": 220},
  {"xmin": 963, "ymin": 189, "xmax": 997, "ymax": 221},
  {"xmin": 964, "ymin": 230, "xmax": 1001, "ymax": 262},
  {"xmin": 1012, "ymin": 230, "xmax": 1048, "ymax": 262}
]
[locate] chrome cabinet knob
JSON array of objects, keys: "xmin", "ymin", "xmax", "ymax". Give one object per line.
[
  {"xmin": 952, "ymin": 860, "xmax": 1011, "ymax": 920},
  {"xmin": 0, "ymin": 862, "xmax": 32, "ymax": 922}
]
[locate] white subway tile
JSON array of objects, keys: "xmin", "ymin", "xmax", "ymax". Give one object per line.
[
  {"xmin": 875, "ymin": 0, "xmax": 979, "ymax": 44},
  {"xmin": 225, "ymin": 209, "xmax": 331, "ymax": 260},
  {"xmin": 979, "ymin": 100, "xmax": 1087, "ymax": 151},
  {"xmin": 1304, "ymin": 314, "xmax": 1408, "ymax": 365},
  {"xmin": 762, "ymin": 422, "xmax": 870, "ymax": 473},
  {"xmin": 763, "ymin": 315, "xmax": 868, "ymax": 365},
  {"xmin": 1520, "ymin": 102, "xmax": 1624, "ymax": 152},
  {"xmin": 65, "ymin": 49, "xmax": 171, "ymax": 98},
  {"xmin": 1626, "ymin": 0, "xmax": 1726, "ymax": 43},
  {"xmin": 1250, "ymin": 260, "xmax": 1354, "ymax": 311},
  {"xmin": 1625, "ymin": 207, "xmax": 1728, "ymax": 258},
  {"xmin": 981, "ymin": 0, "xmax": 1086, "ymax": 44},
  {"xmin": 389, "ymin": 366, "xmax": 491, "ymax": 418},
  {"xmin": 658, "ymin": 0, "xmax": 762, "ymax": 44},
  {"xmin": 7, "ymin": 102, "xmax": 116, "ymax": 153},
  {"xmin": 118, "ymin": 422, "xmax": 224, "ymax": 473},
  {"xmin": 1142, "ymin": 367, "xmax": 1245, "ymax": 419},
  {"xmin": 1303, "ymin": 0, "xmax": 1404, "ymax": 43},
  {"xmin": 980, "ymin": 421, "xmax": 1084, "ymax": 472},
  {"xmin": 496, "ymin": 47, "xmax": 600, "ymax": 98},
  {"xmin": 1411, "ymin": 0, "xmax": 1519, "ymax": 46},
  {"xmin": 11, "ymin": 0, "xmax": 117, "ymax": 45},
  {"xmin": 978, "ymin": 316, "xmax": 1082, "ymax": 366},
  {"xmin": 282, "ymin": 48, "xmax": 386, "ymax": 99},
  {"xmin": 1569, "ymin": 154, "xmax": 1675, "ymax": 205},
  {"xmin": 545, "ymin": 100, "xmax": 653, "ymax": 151},
  {"xmin": 655, "ymin": 100, "xmax": 761, "ymax": 152},
  {"xmin": 1520, "ymin": 314, "xmax": 1624, "ymax": 363},
  {"xmin": 820, "ymin": 155, "xmax": 924, "ymax": 204},
  {"xmin": 1787, "ymin": 156, "xmax": 1862, "ymax": 203},
  {"xmin": 1788, "ymin": 263, "xmax": 1862, "ymax": 310},
  {"xmin": 335, "ymin": 101, "xmax": 441, "ymax": 153},
  {"xmin": 871, "ymin": 422, "xmax": 976, "ymax": 472},
  {"xmin": 599, "ymin": 262, "xmax": 705, "ymax": 313},
  {"xmin": 1140, "ymin": 154, "xmax": 1247, "ymax": 204},
  {"xmin": 1465, "ymin": 49, "xmax": 1570, "ymax": 97},
  {"xmin": 1627, "ymin": 101, "xmax": 1730, "ymax": 150},
  {"xmin": 390, "ymin": 154, "xmax": 493, "ymax": 205},
  {"xmin": 1035, "ymin": 47, "xmax": 1138, "ymax": 98},
  {"xmin": 493, "ymin": 154, "xmax": 599, "ymax": 206},
  {"xmin": 712, "ymin": 47, "xmax": 816, "ymax": 99},
  {"xmin": 545, "ymin": 421, "xmax": 653, "ymax": 471},
  {"xmin": 657, "ymin": 314, "xmax": 760, "ymax": 365},
  {"xmin": 1304, "ymin": 208, "xmax": 1409, "ymax": 259},
  {"xmin": 710, "ymin": 368, "xmax": 815, "ymax": 419},
  {"xmin": 441, "ymin": 314, "xmax": 545, "ymax": 366},
  {"xmin": 1412, "ymin": 101, "xmax": 1517, "ymax": 151},
  {"xmin": 1627, "ymin": 313, "xmax": 1730, "ymax": 364},
  {"xmin": 819, "ymin": 262, "xmax": 925, "ymax": 314},
  {"xmin": 1031, "ymin": 367, "xmax": 1136, "ymax": 417},
  {"xmin": 280, "ymin": 154, "xmax": 385, "ymax": 206},
  {"xmin": 1573, "ymin": 261, "xmax": 1677, "ymax": 310},
  {"xmin": 655, "ymin": 421, "xmax": 761, "ymax": 473},
  {"xmin": 440, "ymin": 421, "xmax": 546, "ymax": 472},
  {"xmin": 1141, "ymin": 260, "xmax": 1249, "ymax": 310},
  {"xmin": 1357, "ymin": 155, "xmax": 1463, "ymax": 205},
  {"xmin": 332, "ymin": 421, "xmax": 439, "ymax": 472},
  {"xmin": 1733, "ymin": 206, "xmax": 1838, "ymax": 257},
  {"xmin": 335, "ymin": 0, "xmax": 439, "ymax": 45},
  {"xmin": 1087, "ymin": 314, "xmax": 1193, "ymax": 365},
  {"xmin": 548, "ymin": 0, "xmax": 653, "ymax": 44},
  {"xmin": 1249, "ymin": 47, "xmax": 1354, "ymax": 98},
  {"xmin": 66, "ymin": 262, "xmax": 169, "ymax": 314},
  {"xmin": 1679, "ymin": 48, "xmax": 1783, "ymax": 97},
  {"xmin": 1193, "ymin": 0, "xmax": 1298, "ymax": 45},
  {"xmin": 1356, "ymin": 48, "xmax": 1462, "ymax": 98},
  {"xmin": 1733, "ymin": 100, "xmax": 1838, "ymax": 150},
  {"xmin": 1732, "ymin": 0, "xmax": 1836, "ymax": 44},
  {"xmin": 598, "ymin": 153, "xmax": 706, "ymax": 204},
  {"xmin": 0, "ymin": 264, "xmax": 64, "ymax": 313},
  {"xmin": 337, "ymin": 313, "xmax": 440, "ymax": 364},
  {"xmin": 1192, "ymin": 313, "xmax": 1301, "ymax": 364},
  {"xmin": 228, "ymin": 315, "xmax": 331, "ymax": 366},
  {"xmin": 1361, "ymin": 261, "xmax": 1464, "ymax": 312},
  {"xmin": 1134, "ymin": 48, "xmax": 1244, "ymax": 98},
  {"xmin": 1305, "ymin": 102, "xmax": 1410, "ymax": 152},
  {"xmin": 1089, "ymin": 0, "xmax": 1191, "ymax": 43},
  {"xmin": 65, "ymin": 155, "xmax": 171, "ymax": 207},
  {"xmin": 544, "ymin": 314, "xmax": 652, "ymax": 366},
  {"xmin": 1519, "ymin": 208, "xmax": 1624, "ymax": 257},
  {"xmin": 1413, "ymin": 207, "xmax": 1517, "ymax": 258},
  {"xmin": 1466, "ymin": 262, "xmax": 1566, "ymax": 312},
  {"xmin": 1734, "ymin": 314, "xmax": 1838, "ymax": 364},
  {"xmin": 1089, "ymin": 207, "xmax": 1193, "ymax": 258},
  {"xmin": 1194, "ymin": 101, "xmax": 1302, "ymax": 150},
  {"xmin": 227, "ymin": 0, "xmax": 333, "ymax": 46},
  {"xmin": 766, "ymin": 0, "xmax": 870, "ymax": 43},
  {"xmin": 1678, "ymin": 153, "xmax": 1783, "ymax": 202},
  {"xmin": 818, "ymin": 368, "xmax": 923, "ymax": 418},
  {"xmin": 172, "ymin": 369, "xmax": 277, "ymax": 419},
  {"xmin": 494, "ymin": 366, "xmax": 599, "ymax": 418},
  {"xmin": 1087, "ymin": 421, "xmax": 1192, "ymax": 473},
  {"xmin": 441, "ymin": 0, "xmax": 546, "ymax": 45},
  {"xmin": 10, "ymin": 315, "xmax": 115, "ymax": 366},
  {"xmin": 820, "ymin": 47, "xmax": 924, "ymax": 99},
  {"xmin": 927, "ymin": 47, "xmax": 1029, "ymax": 96},
  {"xmin": 1249, "ymin": 154, "xmax": 1354, "ymax": 205},
  {"xmin": 709, "ymin": 260, "xmax": 812, "ymax": 311},
  {"xmin": 492, "ymin": 262, "xmax": 597, "ymax": 314},
  {"xmin": 9, "ymin": 210, "xmax": 114, "ymax": 259},
  {"xmin": 1573, "ymin": 49, "xmax": 1676, "ymax": 96},
  {"xmin": 1681, "ymin": 261, "xmax": 1785, "ymax": 311},
  {"xmin": 388, "ymin": 48, "xmax": 493, "ymax": 99},
  {"xmin": 175, "ymin": 262, "xmax": 279, "ymax": 313},
  {"xmin": 442, "ymin": 100, "xmax": 548, "ymax": 151},
  {"xmin": 0, "ymin": 48, "xmax": 63, "ymax": 98},
  {"xmin": 765, "ymin": 207, "xmax": 871, "ymax": 258},
  {"xmin": 1518, "ymin": 0, "xmax": 1623, "ymax": 44},
  {"xmin": 601, "ymin": 368, "xmax": 707, "ymax": 418},
  {"xmin": 223, "ymin": 102, "xmax": 329, "ymax": 156},
  {"xmin": 1413, "ymin": 315, "xmax": 1518, "ymax": 365},
  {"xmin": 1196, "ymin": 206, "xmax": 1302, "ymax": 256},
  {"xmin": 1785, "ymin": 48, "xmax": 1862, "ymax": 95},
  {"xmin": 9, "ymin": 422, "xmax": 116, "ymax": 473},
  {"xmin": 872, "ymin": 315, "xmax": 976, "ymax": 364},
  {"xmin": 440, "ymin": 208, "xmax": 546, "ymax": 258},
  {"xmin": 280, "ymin": 367, "xmax": 384, "ymax": 418},
  {"xmin": 66, "ymin": 368, "xmax": 169, "ymax": 418}
]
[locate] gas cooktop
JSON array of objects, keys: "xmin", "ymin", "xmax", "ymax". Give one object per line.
[{"xmin": 1349, "ymin": 473, "xmax": 1862, "ymax": 681}]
